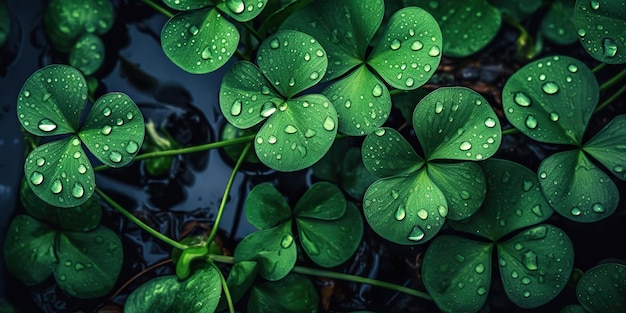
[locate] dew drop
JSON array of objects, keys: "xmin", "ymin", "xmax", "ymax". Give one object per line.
[
  {"xmin": 188, "ymin": 24, "xmax": 199, "ymax": 36},
  {"xmin": 103, "ymin": 107, "xmax": 112, "ymax": 116},
  {"xmin": 309, "ymin": 72, "xmax": 319, "ymax": 80},
  {"xmin": 109, "ymin": 151, "xmax": 123, "ymax": 163},
  {"xmin": 73, "ymin": 151, "xmax": 81, "ymax": 159},
  {"xmin": 36, "ymin": 157, "xmax": 45, "ymax": 166},
  {"xmin": 475, "ymin": 263, "xmax": 485, "ymax": 274},
  {"xmin": 268, "ymin": 135, "xmax": 277, "ymax": 144},
  {"xmin": 568, "ymin": 64, "xmax": 578, "ymax": 73},
  {"xmin": 51, "ymin": 179, "xmax": 63, "ymax": 194},
  {"xmin": 31, "ymin": 171, "xmax": 44, "ymax": 185},
  {"xmin": 42, "ymin": 93, "xmax": 52, "ymax": 102},
  {"xmin": 405, "ymin": 77, "xmax": 415, "ymax": 87},
  {"xmin": 477, "ymin": 287, "xmax": 487, "ymax": 295},
  {"xmin": 226, "ymin": 0, "xmax": 245, "ymax": 14},
  {"xmin": 523, "ymin": 290, "xmax": 531, "ymax": 298},
  {"xmin": 201, "ymin": 47, "xmax": 212, "ymax": 60},
  {"xmin": 435, "ymin": 101, "xmax": 444, "ymax": 114},
  {"xmin": 550, "ymin": 112, "xmax": 560, "ymax": 122},
  {"xmin": 410, "ymin": 40, "xmax": 424, "ymax": 51},
  {"xmin": 512, "ymin": 270, "xmax": 519, "ymax": 278},
  {"xmin": 428, "ymin": 45, "xmax": 440, "ymax": 57},
  {"xmin": 270, "ymin": 38, "xmax": 280, "ymax": 49},
  {"xmin": 72, "ymin": 182, "xmax": 85, "ymax": 198},
  {"xmin": 525, "ymin": 115, "xmax": 538, "ymax": 129},
  {"xmin": 375, "ymin": 128, "xmax": 386, "ymax": 136},
  {"xmin": 284, "ymin": 125, "xmax": 297, "ymax": 134},
  {"xmin": 454, "ymin": 254, "xmax": 465, "ymax": 263},
  {"xmin": 514, "ymin": 242, "xmax": 524, "ymax": 251},
  {"xmin": 390, "ymin": 39, "xmax": 402, "ymax": 50},
  {"xmin": 484, "ymin": 117, "xmax": 496, "ymax": 128},
  {"xmin": 531, "ymin": 204, "xmax": 543, "ymax": 217},
  {"xmin": 323, "ymin": 117, "xmax": 335, "ymax": 131},
  {"xmin": 613, "ymin": 165, "xmax": 625, "ymax": 173},
  {"xmin": 101, "ymin": 125, "xmax": 112, "ymax": 135},
  {"xmin": 372, "ymin": 84, "xmax": 383, "ymax": 97},
  {"xmin": 395, "ymin": 205, "xmax": 407, "ymax": 221},
  {"xmin": 602, "ymin": 38, "xmax": 618, "ymax": 58},
  {"xmin": 23, "ymin": 90, "xmax": 30, "ymax": 97},
  {"xmin": 37, "ymin": 119, "xmax": 57, "ymax": 132},
  {"xmin": 460, "ymin": 141, "xmax": 472, "ymax": 151},
  {"xmin": 591, "ymin": 203, "xmax": 605, "ymax": 213},
  {"xmin": 438, "ymin": 205, "xmax": 448, "ymax": 217},
  {"xmin": 231, "ymin": 99, "xmax": 243, "ymax": 116},
  {"xmin": 288, "ymin": 77, "xmax": 296, "ymax": 87},
  {"xmin": 305, "ymin": 129, "xmax": 316, "ymax": 138},
  {"xmin": 513, "ymin": 92, "xmax": 531, "ymax": 107},
  {"xmin": 590, "ymin": 0, "xmax": 600, "ymax": 10},
  {"xmin": 125, "ymin": 140, "xmax": 139, "ymax": 154},
  {"xmin": 280, "ymin": 234, "xmax": 294, "ymax": 249},
  {"xmin": 78, "ymin": 164, "xmax": 87, "ymax": 174},
  {"xmin": 571, "ymin": 207, "xmax": 582, "ymax": 216},
  {"xmin": 542, "ymin": 82, "xmax": 560, "ymax": 95},
  {"xmin": 407, "ymin": 225, "xmax": 425, "ymax": 241},
  {"xmin": 391, "ymin": 190, "xmax": 399, "ymax": 199},
  {"xmin": 523, "ymin": 250, "xmax": 538, "ymax": 271},
  {"xmin": 417, "ymin": 209, "xmax": 428, "ymax": 220},
  {"xmin": 259, "ymin": 102, "xmax": 276, "ymax": 118}
]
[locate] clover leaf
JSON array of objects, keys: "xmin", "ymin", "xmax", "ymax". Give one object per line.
[
  {"xmin": 219, "ymin": 30, "xmax": 337, "ymax": 171},
  {"xmin": 160, "ymin": 0, "xmax": 268, "ymax": 73},
  {"xmin": 540, "ymin": 0, "xmax": 578, "ymax": 45},
  {"xmin": 124, "ymin": 266, "xmax": 222, "ymax": 313},
  {"xmin": 17, "ymin": 64, "xmax": 144, "ymax": 207},
  {"xmin": 281, "ymin": 0, "xmax": 442, "ymax": 135},
  {"xmin": 234, "ymin": 182, "xmax": 363, "ymax": 280},
  {"xmin": 408, "ymin": 0, "xmax": 502, "ymax": 57},
  {"xmin": 574, "ymin": 0, "xmax": 626, "ymax": 64},
  {"xmin": 216, "ymin": 261, "xmax": 258, "ymax": 311},
  {"xmin": 487, "ymin": 0, "xmax": 542, "ymax": 21},
  {"xmin": 361, "ymin": 87, "xmax": 501, "ymax": 245},
  {"xmin": 248, "ymin": 273, "xmax": 318, "ymax": 313},
  {"xmin": 576, "ymin": 263, "xmax": 626, "ymax": 313},
  {"xmin": 3, "ymin": 215, "xmax": 123, "ymax": 299},
  {"xmin": 69, "ymin": 33, "xmax": 105, "ymax": 76},
  {"xmin": 423, "ymin": 159, "xmax": 573, "ymax": 312}
]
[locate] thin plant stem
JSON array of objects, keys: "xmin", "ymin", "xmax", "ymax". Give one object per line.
[
  {"xmin": 211, "ymin": 260, "xmax": 235, "ymax": 313},
  {"xmin": 206, "ymin": 143, "xmax": 251, "ymax": 245},
  {"xmin": 208, "ymin": 254, "xmax": 433, "ymax": 301},
  {"xmin": 109, "ymin": 258, "xmax": 172, "ymax": 299},
  {"xmin": 140, "ymin": 0, "xmax": 174, "ymax": 18},
  {"xmin": 600, "ymin": 66, "xmax": 626, "ymax": 91},
  {"xmin": 94, "ymin": 135, "xmax": 255, "ymax": 171},
  {"xmin": 592, "ymin": 63, "xmax": 606, "ymax": 73},
  {"xmin": 95, "ymin": 188, "xmax": 188, "ymax": 251},
  {"xmin": 595, "ymin": 83, "xmax": 626, "ymax": 113},
  {"xmin": 242, "ymin": 22, "xmax": 264, "ymax": 42},
  {"xmin": 502, "ymin": 128, "xmax": 519, "ymax": 136}
]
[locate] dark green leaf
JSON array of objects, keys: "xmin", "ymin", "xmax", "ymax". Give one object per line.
[
  {"xmin": 391, "ymin": 88, "xmax": 429, "ymax": 124},
  {"xmin": 69, "ymin": 33, "xmax": 105, "ymax": 76},
  {"xmin": 258, "ymin": 0, "xmax": 315, "ymax": 35},
  {"xmin": 502, "ymin": 55, "xmax": 598, "ymax": 145},
  {"xmin": 361, "ymin": 127, "xmax": 424, "ymax": 178},
  {"xmin": 3, "ymin": 215, "xmax": 57, "ymax": 286},
  {"xmin": 427, "ymin": 161, "xmax": 486, "ymax": 221},
  {"xmin": 450, "ymin": 159, "xmax": 553, "ymax": 241},
  {"xmin": 55, "ymin": 226, "xmax": 123, "ymax": 298},
  {"xmin": 245, "ymin": 183, "xmax": 291, "ymax": 229},
  {"xmin": 422, "ymin": 235, "xmax": 494, "ymax": 313},
  {"xmin": 162, "ymin": 0, "xmax": 208, "ymax": 11},
  {"xmin": 44, "ymin": 0, "xmax": 114, "ymax": 51},
  {"xmin": 216, "ymin": 0, "xmax": 268, "ymax": 22},
  {"xmin": 293, "ymin": 182, "xmax": 345, "ymax": 220},
  {"xmin": 575, "ymin": 0, "xmax": 626, "ymax": 64},
  {"xmin": 540, "ymin": 0, "xmax": 577, "ymax": 45},
  {"xmin": 488, "ymin": 0, "xmax": 543, "ymax": 21},
  {"xmin": 221, "ymin": 122, "xmax": 260, "ymax": 163},
  {"xmin": 498, "ymin": 225, "xmax": 574, "ymax": 308},
  {"xmin": 161, "ymin": 8, "xmax": 239, "ymax": 73},
  {"xmin": 538, "ymin": 150, "xmax": 618, "ymax": 222},
  {"xmin": 248, "ymin": 273, "xmax": 318, "ymax": 313},
  {"xmin": 583, "ymin": 115, "xmax": 626, "ymax": 180},
  {"xmin": 341, "ymin": 148, "xmax": 378, "ymax": 200},
  {"xmin": 413, "ymin": 87, "xmax": 501, "ymax": 161},
  {"xmin": 296, "ymin": 202, "xmax": 363, "ymax": 267},
  {"xmin": 577, "ymin": 263, "xmax": 626, "ymax": 313},
  {"xmin": 216, "ymin": 261, "xmax": 258, "ymax": 311}
]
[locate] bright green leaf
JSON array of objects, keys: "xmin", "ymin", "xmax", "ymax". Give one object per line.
[
  {"xmin": 502, "ymin": 56, "xmax": 598, "ymax": 145},
  {"xmin": 124, "ymin": 266, "xmax": 222, "ymax": 313},
  {"xmin": 234, "ymin": 221, "xmax": 296, "ymax": 281},
  {"xmin": 323, "ymin": 65, "xmax": 391, "ymax": 135},
  {"xmin": 361, "ymin": 127, "xmax": 424, "ymax": 178},
  {"xmin": 296, "ymin": 202, "xmax": 363, "ymax": 267},
  {"xmin": 427, "ymin": 161, "xmax": 486, "ymax": 221},
  {"xmin": 422, "ymin": 235, "xmax": 493, "ymax": 313},
  {"xmin": 55, "ymin": 226, "xmax": 123, "ymax": 298},
  {"xmin": 69, "ymin": 33, "xmax": 105, "ymax": 76},
  {"xmin": 256, "ymin": 30, "xmax": 327, "ymax": 98},
  {"xmin": 161, "ymin": 8, "xmax": 239, "ymax": 74},
  {"xmin": 363, "ymin": 170, "xmax": 447, "ymax": 245},
  {"xmin": 293, "ymin": 182, "xmax": 345, "ymax": 220},
  {"xmin": 413, "ymin": 87, "xmax": 501, "ymax": 161},
  {"xmin": 577, "ymin": 263, "xmax": 626, "ymax": 313},
  {"xmin": 368, "ymin": 6, "xmax": 442, "ymax": 89},
  {"xmin": 497, "ymin": 224, "xmax": 574, "ymax": 308},
  {"xmin": 245, "ymin": 183, "xmax": 292, "ymax": 229},
  {"xmin": 216, "ymin": 261, "xmax": 258, "ymax": 311},
  {"xmin": 216, "ymin": 0, "xmax": 268, "ymax": 22},
  {"xmin": 583, "ymin": 115, "xmax": 626, "ymax": 180},
  {"xmin": 541, "ymin": 0, "xmax": 578, "ymax": 45},
  {"xmin": 248, "ymin": 273, "xmax": 318, "ymax": 313},
  {"xmin": 538, "ymin": 150, "xmax": 618, "ymax": 222},
  {"xmin": 575, "ymin": 0, "xmax": 626, "ymax": 64},
  {"xmin": 17, "ymin": 64, "xmax": 87, "ymax": 135},
  {"xmin": 3, "ymin": 215, "xmax": 57, "ymax": 286},
  {"xmin": 450, "ymin": 159, "xmax": 552, "ymax": 240},
  {"xmin": 79, "ymin": 92, "xmax": 145, "ymax": 168}
]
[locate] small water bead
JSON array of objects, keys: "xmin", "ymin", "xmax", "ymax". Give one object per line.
[
  {"xmin": 268, "ymin": 135, "xmax": 277, "ymax": 144},
  {"xmin": 188, "ymin": 25, "xmax": 199, "ymax": 36},
  {"xmin": 109, "ymin": 151, "xmax": 123, "ymax": 163},
  {"xmin": 280, "ymin": 234, "xmax": 294, "ymax": 249},
  {"xmin": 309, "ymin": 72, "xmax": 319, "ymax": 80},
  {"xmin": 305, "ymin": 129, "xmax": 316, "ymax": 138},
  {"xmin": 514, "ymin": 92, "xmax": 531, "ymax": 107},
  {"xmin": 438, "ymin": 205, "xmax": 448, "ymax": 217},
  {"xmin": 523, "ymin": 290, "xmax": 531, "ymax": 298},
  {"xmin": 301, "ymin": 232, "xmax": 320, "ymax": 255},
  {"xmin": 477, "ymin": 287, "xmax": 487, "ymax": 295},
  {"xmin": 542, "ymin": 82, "xmax": 560, "ymax": 95},
  {"xmin": 372, "ymin": 84, "xmax": 383, "ymax": 97},
  {"xmin": 201, "ymin": 47, "xmax": 212, "ymax": 60},
  {"xmin": 391, "ymin": 189, "xmax": 399, "ymax": 199},
  {"xmin": 417, "ymin": 209, "xmax": 428, "ymax": 220},
  {"xmin": 72, "ymin": 182, "xmax": 85, "ymax": 198},
  {"xmin": 231, "ymin": 100, "xmax": 243, "ymax": 116},
  {"xmin": 42, "ymin": 93, "xmax": 52, "ymax": 102},
  {"xmin": 405, "ymin": 78, "xmax": 414, "ymax": 87},
  {"xmin": 260, "ymin": 102, "xmax": 276, "ymax": 117},
  {"xmin": 23, "ymin": 90, "xmax": 30, "ymax": 97},
  {"xmin": 36, "ymin": 157, "xmax": 45, "ymax": 167},
  {"xmin": 288, "ymin": 77, "xmax": 296, "ymax": 87},
  {"xmin": 460, "ymin": 141, "xmax": 472, "ymax": 151},
  {"xmin": 602, "ymin": 38, "xmax": 618, "ymax": 58},
  {"xmin": 512, "ymin": 270, "xmax": 519, "ymax": 278},
  {"xmin": 395, "ymin": 205, "xmax": 407, "ymax": 221},
  {"xmin": 51, "ymin": 179, "xmax": 63, "ymax": 194},
  {"xmin": 375, "ymin": 128, "xmax": 386, "ymax": 136},
  {"xmin": 435, "ymin": 101, "xmax": 444, "ymax": 113},
  {"xmin": 475, "ymin": 263, "xmax": 485, "ymax": 274},
  {"xmin": 78, "ymin": 164, "xmax": 87, "ymax": 174},
  {"xmin": 31, "ymin": 171, "xmax": 44, "ymax": 185},
  {"xmin": 270, "ymin": 38, "xmax": 280, "ymax": 49},
  {"xmin": 410, "ymin": 40, "xmax": 423, "ymax": 51},
  {"xmin": 568, "ymin": 64, "xmax": 578, "ymax": 73},
  {"xmin": 323, "ymin": 117, "xmax": 335, "ymax": 131},
  {"xmin": 116, "ymin": 118, "xmax": 124, "ymax": 126},
  {"xmin": 103, "ymin": 107, "xmax": 112, "ymax": 116},
  {"xmin": 390, "ymin": 39, "xmax": 401, "ymax": 50},
  {"xmin": 38, "ymin": 119, "xmax": 57, "ymax": 132},
  {"xmin": 73, "ymin": 151, "xmax": 81, "ymax": 159},
  {"xmin": 522, "ymin": 277, "xmax": 531, "ymax": 285},
  {"xmin": 315, "ymin": 49, "xmax": 324, "ymax": 57},
  {"xmin": 484, "ymin": 117, "xmax": 497, "ymax": 128},
  {"xmin": 284, "ymin": 125, "xmax": 297, "ymax": 134},
  {"xmin": 614, "ymin": 165, "xmax": 625, "ymax": 173},
  {"xmin": 523, "ymin": 250, "xmax": 539, "ymax": 271},
  {"xmin": 455, "ymin": 254, "xmax": 465, "ymax": 263},
  {"xmin": 590, "ymin": 0, "xmax": 600, "ymax": 10},
  {"xmin": 226, "ymin": 0, "xmax": 245, "ymax": 13},
  {"xmin": 525, "ymin": 115, "xmax": 538, "ymax": 129},
  {"xmin": 571, "ymin": 207, "xmax": 582, "ymax": 216},
  {"xmin": 407, "ymin": 225, "xmax": 425, "ymax": 241},
  {"xmin": 539, "ymin": 74, "xmax": 546, "ymax": 81},
  {"xmin": 428, "ymin": 45, "xmax": 441, "ymax": 57},
  {"xmin": 125, "ymin": 140, "xmax": 139, "ymax": 154},
  {"xmin": 514, "ymin": 242, "xmax": 524, "ymax": 251}
]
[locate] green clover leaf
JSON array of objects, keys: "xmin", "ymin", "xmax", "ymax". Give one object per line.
[
  {"xmin": 69, "ymin": 33, "xmax": 105, "ymax": 76},
  {"xmin": 17, "ymin": 64, "xmax": 145, "ymax": 207},
  {"xmin": 575, "ymin": 0, "xmax": 626, "ymax": 64},
  {"xmin": 577, "ymin": 263, "xmax": 626, "ymax": 313},
  {"xmin": 540, "ymin": 0, "xmax": 578, "ymax": 45},
  {"xmin": 248, "ymin": 273, "xmax": 318, "ymax": 313},
  {"xmin": 282, "ymin": 0, "xmax": 441, "ymax": 135},
  {"xmin": 216, "ymin": 261, "xmax": 258, "ymax": 311},
  {"xmin": 423, "ymin": 159, "xmax": 573, "ymax": 312},
  {"xmin": 220, "ymin": 30, "xmax": 337, "ymax": 171}
]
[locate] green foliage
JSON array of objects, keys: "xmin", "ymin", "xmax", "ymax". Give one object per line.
[
  {"xmin": 69, "ymin": 33, "xmax": 105, "ymax": 76},
  {"xmin": 576, "ymin": 263, "xmax": 626, "ymax": 313},
  {"xmin": 574, "ymin": 0, "xmax": 626, "ymax": 64},
  {"xmin": 248, "ymin": 273, "xmax": 318, "ymax": 313},
  {"xmin": 216, "ymin": 261, "xmax": 259, "ymax": 311},
  {"xmin": 540, "ymin": 0, "xmax": 577, "ymax": 45},
  {"xmin": 488, "ymin": 0, "xmax": 543, "ymax": 21}
]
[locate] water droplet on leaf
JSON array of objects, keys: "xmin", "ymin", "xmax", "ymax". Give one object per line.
[
  {"xmin": 37, "ymin": 119, "xmax": 57, "ymax": 132},
  {"xmin": 407, "ymin": 225, "xmax": 425, "ymax": 241}
]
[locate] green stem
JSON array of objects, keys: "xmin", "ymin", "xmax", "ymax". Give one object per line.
[
  {"xmin": 210, "ymin": 260, "xmax": 235, "ymax": 313},
  {"xmin": 95, "ymin": 188, "xmax": 188, "ymax": 250},
  {"xmin": 600, "ymin": 66, "xmax": 626, "ymax": 91},
  {"xmin": 206, "ymin": 143, "xmax": 251, "ymax": 246},
  {"xmin": 208, "ymin": 254, "xmax": 432, "ymax": 301},
  {"xmin": 94, "ymin": 134, "xmax": 255, "ymax": 171},
  {"xmin": 140, "ymin": 0, "xmax": 174, "ymax": 18},
  {"xmin": 592, "ymin": 63, "xmax": 606, "ymax": 73},
  {"xmin": 595, "ymin": 83, "xmax": 626, "ymax": 113},
  {"xmin": 502, "ymin": 128, "xmax": 519, "ymax": 136}
]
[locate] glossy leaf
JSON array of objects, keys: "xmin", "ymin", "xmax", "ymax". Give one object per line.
[
  {"xmin": 540, "ymin": 0, "xmax": 577, "ymax": 45},
  {"xmin": 162, "ymin": 0, "xmax": 208, "ymax": 11},
  {"xmin": 216, "ymin": 0, "xmax": 268, "ymax": 22},
  {"xmin": 368, "ymin": 6, "xmax": 442, "ymax": 89},
  {"xmin": 124, "ymin": 266, "xmax": 222, "ymax": 313},
  {"xmin": 17, "ymin": 64, "xmax": 87, "ymax": 135},
  {"xmin": 422, "ymin": 235, "xmax": 494, "ymax": 313},
  {"xmin": 363, "ymin": 170, "xmax": 447, "ymax": 245},
  {"xmin": 293, "ymin": 182, "xmax": 345, "ymax": 220},
  {"xmin": 245, "ymin": 183, "xmax": 291, "ymax": 229},
  {"xmin": 55, "ymin": 226, "xmax": 123, "ymax": 298},
  {"xmin": 21, "ymin": 179, "xmax": 101, "ymax": 231},
  {"xmin": 502, "ymin": 55, "xmax": 598, "ymax": 145},
  {"xmin": 413, "ymin": 87, "xmax": 501, "ymax": 161},
  {"xmin": 450, "ymin": 159, "xmax": 553, "ymax": 240},
  {"xmin": 24, "ymin": 137, "xmax": 95, "ymax": 208},
  {"xmin": 216, "ymin": 261, "xmax": 258, "ymax": 311},
  {"xmin": 3, "ymin": 215, "xmax": 57, "ymax": 286},
  {"xmin": 323, "ymin": 65, "xmax": 391, "ymax": 135},
  {"xmin": 248, "ymin": 273, "xmax": 318, "ymax": 313},
  {"xmin": 427, "ymin": 161, "xmax": 486, "ymax": 221},
  {"xmin": 583, "ymin": 115, "xmax": 626, "ymax": 180},
  {"xmin": 280, "ymin": 0, "xmax": 383, "ymax": 80},
  {"xmin": 256, "ymin": 30, "xmax": 327, "ymax": 98},
  {"xmin": 577, "ymin": 263, "xmax": 626, "ymax": 313},
  {"xmin": 498, "ymin": 225, "xmax": 574, "ymax": 308},
  {"xmin": 296, "ymin": 202, "xmax": 363, "ymax": 267},
  {"xmin": 575, "ymin": 0, "xmax": 626, "ymax": 64},
  {"xmin": 234, "ymin": 222, "xmax": 296, "ymax": 281},
  {"xmin": 69, "ymin": 33, "xmax": 105, "ymax": 76},
  {"xmin": 161, "ymin": 8, "xmax": 239, "ymax": 74},
  {"xmin": 361, "ymin": 127, "xmax": 424, "ymax": 178},
  {"xmin": 538, "ymin": 150, "xmax": 618, "ymax": 222},
  {"xmin": 80, "ymin": 92, "xmax": 145, "ymax": 168},
  {"xmin": 407, "ymin": 0, "xmax": 500, "ymax": 57}
]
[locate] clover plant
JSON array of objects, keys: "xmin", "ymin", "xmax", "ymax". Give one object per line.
[
  {"xmin": 574, "ymin": 0, "xmax": 626, "ymax": 64},
  {"xmin": 248, "ymin": 273, "xmax": 318, "ymax": 313},
  {"xmin": 540, "ymin": 0, "xmax": 577, "ymax": 45},
  {"xmin": 576, "ymin": 263, "xmax": 626, "ymax": 313}
]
